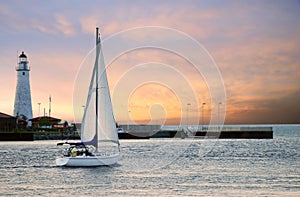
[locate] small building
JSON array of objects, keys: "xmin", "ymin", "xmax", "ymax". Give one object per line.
[
  {"xmin": 0, "ymin": 112, "xmax": 17, "ymax": 131},
  {"xmin": 29, "ymin": 116, "xmax": 61, "ymax": 129}
]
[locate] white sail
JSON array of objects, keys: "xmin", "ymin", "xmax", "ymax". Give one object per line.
[
  {"xmin": 80, "ymin": 28, "xmax": 119, "ymax": 151},
  {"xmin": 56, "ymin": 27, "xmax": 119, "ymax": 167}
]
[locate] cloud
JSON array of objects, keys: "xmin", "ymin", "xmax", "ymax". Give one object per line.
[
  {"xmin": 226, "ymin": 88, "xmax": 300, "ymax": 124},
  {"xmin": 1, "ymin": 0, "xmax": 300, "ymax": 124},
  {"xmin": 0, "ymin": 1, "xmax": 78, "ymax": 36}
]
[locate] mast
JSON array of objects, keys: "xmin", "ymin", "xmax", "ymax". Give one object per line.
[
  {"xmin": 81, "ymin": 27, "xmax": 118, "ymax": 149},
  {"xmin": 95, "ymin": 27, "xmax": 100, "ymax": 149}
]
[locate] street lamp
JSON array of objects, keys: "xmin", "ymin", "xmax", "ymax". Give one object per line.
[
  {"xmin": 37, "ymin": 102, "xmax": 41, "ymax": 117},
  {"xmin": 218, "ymin": 102, "xmax": 222, "ymax": 131},
  {"xmin": 127, "ymin": 110, "xmax": 131, "ymax": 132},
  {"xmin": 202, "ymin": 102, "xmax": 206, "ymax": 131},
  {"xmin": 82, "ymin": 105, "xmax": 85, "ymax": 115},
  {"xmin": 187, "ymin": 103, "xmax": 191, "ymax": 129},
  {"xmin": 37, "ymin": 102, "xmax": 41, "ymax": 127}
]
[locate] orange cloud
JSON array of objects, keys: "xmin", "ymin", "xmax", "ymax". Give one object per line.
[{"xmin": 1, "ymin": 1, "xmax": 299, "ymax": 124}]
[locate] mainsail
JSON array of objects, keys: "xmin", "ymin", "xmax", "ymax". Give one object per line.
[{"xmin": 80, "ymin": 28, "xmax": 119, "ymax": 151}]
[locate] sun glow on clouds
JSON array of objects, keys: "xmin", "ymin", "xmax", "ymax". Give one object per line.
[
  {"xmin": 107, "ymin": 48, "xmax": 210, "ymax": 125},
  {"xmin": 0, "ymin": 1, "xmax": 299, "ymax": 123},
  {"xmin": 127, "ymin": 83, "xmax": 180, "ymax": 125}
]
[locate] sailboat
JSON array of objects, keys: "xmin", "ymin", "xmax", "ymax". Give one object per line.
[{"xmin": 56, "ymin": 27, "xmax": 120, "ymax": 167}]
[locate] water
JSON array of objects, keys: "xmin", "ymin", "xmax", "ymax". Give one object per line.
[{"xmin": 0, "ymin": 125, "xmax": 299, "ymax": 196}]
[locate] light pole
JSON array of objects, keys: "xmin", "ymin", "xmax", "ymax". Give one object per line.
[
  {"xmin": 37, "ymin": 102, "xmax": 41, "ymax": 117},
  {"xmin": 82, "ymin": 105, "xmax": 85, "ymax": 115},
  {"xmin": 49, "ymin": 96, "xmax": 51, "ymax": 117},
  {"xmin": 202, "ymin": 102, "xmax": 206, "ymax": 131},
  {"xmin": 218, "ymin": 102, "xmax": 222, "ymax": 131},
  {"xmin": 187, "ymin": 103, "xmax": 191, "ymax": 129},
  {"xmin": 37, "ymin": 102, "xmax": 41, "ymax": 127},
  {"xmin": 127, "ymin": 110, "xmax": 131, "ymax": 132}
]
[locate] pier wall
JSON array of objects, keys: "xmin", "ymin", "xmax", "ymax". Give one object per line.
[
  {"xmin": 0, "ymin": 132, "xmax": 33, "ymax": 141},
  {"xmin": 0, "ymin": 126, "xmax": 273, "ymax": 140},
  {"xmin": 118, "ymin": 125, "xmax": 273, "ymax": 139}
]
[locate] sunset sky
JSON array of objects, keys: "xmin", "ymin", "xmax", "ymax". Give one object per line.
[{"xmin": 0, "ymin": 0, "xmax": 299, "ymax": 124}]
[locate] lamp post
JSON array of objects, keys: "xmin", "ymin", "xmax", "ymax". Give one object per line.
[
  {"xmin": 82, "ymin": 105, "xmax": 85, "ymax": 115},
  {"xmin": 127, "ymin": 110, "xmax": 131, "ymax": 132},
  {"xmin": 187, "ymin": 103, "xmax": 191, "ymax": 129},
  {"xmin": 202, "ymin": 102, "xmax": 206, "ymax": 131},
  {"xmin": 37, "ymin": 102, "xmax": 41, "ymax": 127},
  {"xmin": 218, "ymin": 102, "xmax": 222, "ymax": 131},
  {"xmin": 37, "ymin": 102, "xmax": 41, "ymax": 117}
]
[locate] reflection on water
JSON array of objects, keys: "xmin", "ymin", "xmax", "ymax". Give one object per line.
[{"xmin": 0, "ymin": 125, "xmax": 299, "ymax": 196}]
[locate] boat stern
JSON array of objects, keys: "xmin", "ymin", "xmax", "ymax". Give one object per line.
[{"xmin": 56, "ymin": 157, "xmax": 69, "ymax": 166}]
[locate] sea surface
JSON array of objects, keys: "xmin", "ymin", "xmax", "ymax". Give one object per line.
[{"xmin": 0, "ymin": 125, "xmax": 299, "ymax": 196}]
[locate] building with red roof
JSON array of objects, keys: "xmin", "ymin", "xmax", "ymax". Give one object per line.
[
  {"xmin": 0, "ymin": 112, "xmax": 17, "ymax": 131},
  {"xmin": 29, "ymin": 116, "xmax": 61, "ymax": 129}
]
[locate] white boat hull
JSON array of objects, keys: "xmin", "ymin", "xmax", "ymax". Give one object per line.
[{"xmin": 56, "ymin": 154, "xmax": 119, "ymax": 167}]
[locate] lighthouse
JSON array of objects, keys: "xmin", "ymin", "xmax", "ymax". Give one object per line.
[{"xmin": 13, "ymin": 51, "xmax": 33, "ymax": 125}]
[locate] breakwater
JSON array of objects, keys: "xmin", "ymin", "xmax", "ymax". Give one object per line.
[
  {"xmin": 118, "ymin": 125, "xmax": 273, "ymax": 139},
  {"xmin": 0, "ymin": 126, "xmax": 273, "ymax": 141},
  {"xmin": 0, "ymin": 132, "xmax": 80, "ymax": 141},
  {"xmin": 0, "ymin": 132, "xmax": 34, "ymax": 141}
]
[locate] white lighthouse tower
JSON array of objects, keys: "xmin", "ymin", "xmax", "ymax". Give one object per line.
[{"xmin": 13, "ymin": 51, "xmax": 33, "ymax": 125}]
